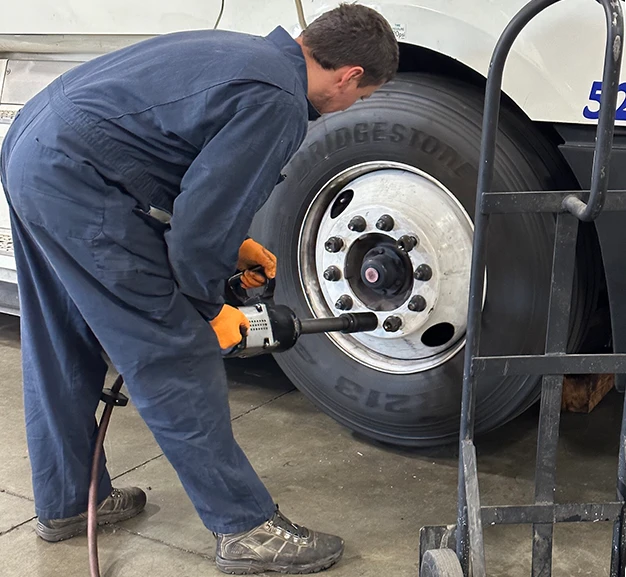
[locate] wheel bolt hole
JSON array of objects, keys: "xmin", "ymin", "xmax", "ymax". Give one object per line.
[
  {"xmin": 330, "ymin": 189, "xmax": 354, "ymax": 219},
  {"xmin": 421, "ymin": 323, "xmax": 455, "ymax": 347}
]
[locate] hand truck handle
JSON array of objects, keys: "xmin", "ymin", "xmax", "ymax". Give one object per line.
[
  {"xmin": 562, "ymin": 0, "xmax": 624, "ymax": 221},
  {"xmin": 477, "ymin": 0, "xmax": 623, "ymax": 224},
  {"xmin": 460, "ymin": 0, "xmax": 625, "ymax": 572}
]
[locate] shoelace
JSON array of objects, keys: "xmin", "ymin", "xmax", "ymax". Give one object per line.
[
  {"xmin": 213, "ymin": 506, "xmax": 310, "ymax": 539},
  {"xmin": 269, "ymin": 508, "xmax": 309, "ymax": 539}
]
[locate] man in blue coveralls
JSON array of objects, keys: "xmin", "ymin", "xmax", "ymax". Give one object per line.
[{"xmin": 0, "ymin": 3, "xmax": 398, "ymax": 574}]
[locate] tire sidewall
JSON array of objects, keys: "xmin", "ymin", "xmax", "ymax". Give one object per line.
[{"xmin": 250, "ymin": 74, "xmax": 559, "ymax": 444}]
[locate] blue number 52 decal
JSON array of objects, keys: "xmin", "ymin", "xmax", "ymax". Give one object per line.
[{"xmin": 583, "ymin": 80, "xmax": 626, "ymax": 120}]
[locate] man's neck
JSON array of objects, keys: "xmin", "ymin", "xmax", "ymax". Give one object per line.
[{"xmin": 295, "ymin": 36, "xmax": 328, "ymax": 108}]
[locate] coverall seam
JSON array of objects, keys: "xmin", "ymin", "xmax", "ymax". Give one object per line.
[
  {"xmin": 164, "ymin": 98, "xmax": 303, "ymax": 316},
  {"xmin": 190, "ymin": 100, "xmax": 300, "ymax": 166},
  {"xmin": 15, "ymin": 189, "xmax": 104, "ymax": 241},
  {"xmin": 100, "ymin": 79, "xmax": 296, "ymax": 123},
  {"xmin": 49, "ymin": 79, "xmax": 172, "ymax": 212}
]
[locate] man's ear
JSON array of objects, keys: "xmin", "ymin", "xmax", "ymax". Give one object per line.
[{"xmin": 339, "ymin": 66, "xmax": 364, "ymax": 87}]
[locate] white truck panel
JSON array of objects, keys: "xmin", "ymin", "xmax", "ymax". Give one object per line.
[
  {"xmin": 217, "ymin": 0, "xmax": 302, "ymax": 36},
  {"xmin": 1, "ymin": 0, "xmax": 621, "ymax": 125},
  {"xmin": 0, "ymin": 0, "xmax": 300, "ymax": 36},
  {"xmin": 0, "ymin": 0, "xmax": 223, "ymax": 35},
  {"xmin": 2, "ymin": 60, "xmax": 78, "ymax": 104},
  {"xmin": 0, "ymin": 0, "xmax": 622, "ymax": 312},
  {"xmin": 0, "ymin": 59, "xmax": 16, "ymax": 239}
]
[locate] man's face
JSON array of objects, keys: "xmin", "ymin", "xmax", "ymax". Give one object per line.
[
  {"xmin": 315, "ymin": 82, "xmax": 382, "ymax": 114},
  {"xmin": 311, "ymin": 67, "xmax": 383, "ymax": 114}
]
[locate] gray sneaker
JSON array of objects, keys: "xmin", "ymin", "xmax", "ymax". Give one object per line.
[
  {"xmin": 215, "ymin": 506, "xmax": 344, "ymax": 575},
  {"xmin": 35, "ymin": 487, "xmax": 147, "ymax": 542}
]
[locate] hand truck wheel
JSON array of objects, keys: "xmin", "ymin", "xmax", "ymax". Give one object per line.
[{"xmin": 420, "ymin": 549, "xmax": 464, "ymax": 577}]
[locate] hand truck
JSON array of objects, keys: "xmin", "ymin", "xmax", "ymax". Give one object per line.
[{"xmin": 418, "ymin": 0, "xmax": 626, "ymax": 575}]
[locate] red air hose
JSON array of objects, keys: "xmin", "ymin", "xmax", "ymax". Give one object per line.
[{"xmin": 88, "ymin": 374, "xmax": 126, "ymax": 577}]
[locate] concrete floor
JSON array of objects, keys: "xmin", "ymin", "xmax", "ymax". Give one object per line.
[{"xmin": 0, "ymin": 312, "xmax": 622, "ymax": 577}]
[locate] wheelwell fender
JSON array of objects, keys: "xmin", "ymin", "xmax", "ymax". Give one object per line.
[
  {"xmin": 387, "ymin": 4, "xmax": 568, "ymax": 119},
  {"xmin": 394, "ymin": 41, "xmax": 569, "ymax": 153},
  {"xmin": 298, "ymin": 1, "xmax": 610, "ymax": 125}
]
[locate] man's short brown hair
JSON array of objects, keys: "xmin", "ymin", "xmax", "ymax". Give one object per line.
[{"xmin": 301, "ymin": 3, "xmax": 399, "ymax": 87}]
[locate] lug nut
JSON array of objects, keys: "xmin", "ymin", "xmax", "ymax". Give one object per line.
[
  {"xmin": 376, "ymin": 214, "xmax": 395, "ymax": 231},
  {"xmin": 335, "ymin": 294, "xmax": 353, "ymax": 311},
  {"xmin": 323, "ymin": 266, "xmax": 342, "ymax": 281},
  {"xmin": 325, "ymin": 236, "xmax": 344, "ymax": 253},
  {"xmin": 414, "ymin": 264, "xmax": 433, "ymax": 281},
  {"xmin": 397, "ymin": 235, "xmax": 419, "ymax": 252},
  {"xmin": 383, "ymin": 315, "xmax": 403, "ymax": 332},
  {"xmin": 348, "ymin": 215, "xmax": 367, "ymax": 232},
  {"xmin": 408, "ymin": 295, "xmax": 427, "ymax": 312}
]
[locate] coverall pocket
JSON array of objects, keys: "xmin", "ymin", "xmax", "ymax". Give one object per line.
[
  {"xmin": 16, "ymin": 138, "xmax": 105, "ymax": 240},
  {"xmin": 18, "ymin": 186, "xmax": 104, "ymax": 241},
  {"xmin": 88, "ymin": 189, "xmax": 177, "ymax": 314},
  {"xmin": 89, "ymin": 229, "xmax": 177, "ymax": 314}
]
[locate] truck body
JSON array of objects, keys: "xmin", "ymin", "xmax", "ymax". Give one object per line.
[{"xmin": 2, "ymin": 0, "xmax": 624, "ymax": 445}]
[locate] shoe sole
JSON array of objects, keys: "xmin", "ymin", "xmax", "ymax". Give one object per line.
[
  {"xmin": 215, "ymin": 549, "xmax": 344, "ymax": 575},
  {"xmin": 35, "ymin": 504, "xmax": 146, "ymax": 543}
]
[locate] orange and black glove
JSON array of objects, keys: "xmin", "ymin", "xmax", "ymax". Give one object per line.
[
  {"xmin": 237, "ymin": 238, "xmax": 277, "ymax": 289},
  {"xmin": 209, "ymin": 304, "xmax": 251, "ymax": 350}
]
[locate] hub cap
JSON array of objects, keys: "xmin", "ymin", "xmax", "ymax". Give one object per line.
[{"xmin": 298, "ymin": 162, "xmax": 474, "ymax": 374}]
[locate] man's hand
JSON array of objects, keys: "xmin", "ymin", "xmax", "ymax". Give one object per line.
[
  {"xmin": 210, "ymin": 304, "xmax": 251, "ymax": 350},
  {"xmin": 237, "ymin": 238, "xmax": 277, "ymax": 289}
]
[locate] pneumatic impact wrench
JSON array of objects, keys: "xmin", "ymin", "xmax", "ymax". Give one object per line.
[
  {"xmin": 87, "ymin": 268, "xmax": 378, "ymax": 577},
  {"xmin": 222, "ymin": 267, "xmax": 378, "ymax": 357}
]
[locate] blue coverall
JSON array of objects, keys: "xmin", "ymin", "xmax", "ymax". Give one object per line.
[{"xmin": 0, "ymin": 26, "xmax": 318, "ymax": 533}]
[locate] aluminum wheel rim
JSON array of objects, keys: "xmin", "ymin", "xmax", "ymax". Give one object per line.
[{"xmin": 298, "ymin": 161, "xmax": 474, "ymax": 375}]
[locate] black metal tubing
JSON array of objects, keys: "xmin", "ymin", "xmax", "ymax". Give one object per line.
[
  {"xmin": 457, "ymin": 0, "xmax": 568, "ymax": 569},
  {"xmin": 610, "ymin": 392, "xmax": 626, "ymax": 574},
  {"xmin": 532, "ymin": 214, "xmax": 580, "ymax": 577},
  {"xmin": 482, "ymin": 190, "xmax": 626, "ymax": 214},
  {"xmin": 473, "ymin": 353, "xmax": 626, "ymax": 376},
  {"xmin": 561, "ymin": 0, "xmax": 624, "ymax": 221},
  {"xmin": 455, "ymin": 0, "xmax": 624, "ymax": 571},
  {"xmin": 610, "ymin": 508, "xmax": 626, "ymax": 576},
  {"xmin": 541, "ymin": 214, "xmax": 579, "ymax": 357},
  {"xmin": 482, "ymin": 503, "xmax": 625, "ymax": 525},
  {"xmin": 462, "ymin": 441, "xmax": 487, "ymax": 577}
]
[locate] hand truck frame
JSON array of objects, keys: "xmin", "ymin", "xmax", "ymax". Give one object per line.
[{"xmin": 418, "ymin": 1, "xmax": 626, "ymax": 575}]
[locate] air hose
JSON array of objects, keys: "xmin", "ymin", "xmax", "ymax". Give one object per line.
[{"xmin": 88, "ymin": 374, "xmax": 127, "ymax": 577}]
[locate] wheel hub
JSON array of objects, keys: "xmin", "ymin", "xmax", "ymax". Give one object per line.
[
  {"xmin": 342, "ymin": 233, "xmax": 414, "ymax": 311},
  {"xmin": 360, "ymin": 245, "xmax": 407, "ymax": 293},
  {"xmin": 298, "ymin": 161, "xmax": 474, "ymax": 374}
]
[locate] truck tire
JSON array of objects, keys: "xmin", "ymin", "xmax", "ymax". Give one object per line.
[{"xmin": 249, "ymin": 73, "xmax": 597, "ymax": 446}]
